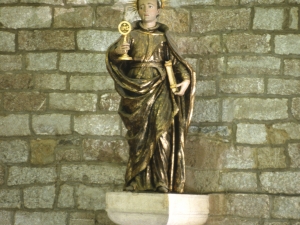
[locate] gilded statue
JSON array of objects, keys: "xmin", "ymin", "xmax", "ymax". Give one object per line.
[{"xmin": 106, "ymin": 0, "xmax": 196, "ymax": 193}]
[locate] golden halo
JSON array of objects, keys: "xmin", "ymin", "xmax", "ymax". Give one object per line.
[{"xmin": 128, "ymin": 0, "xmax": 168, "ymax": 13}]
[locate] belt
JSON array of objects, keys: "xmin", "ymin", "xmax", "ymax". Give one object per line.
[{"xmin": 131, "ymin": 62, "xmax": 164, "ymax": 68}]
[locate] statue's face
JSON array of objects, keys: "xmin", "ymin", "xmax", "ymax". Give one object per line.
[{"xmin": 138, "ymin": 0, "xmax": 160, "ymax": 24}]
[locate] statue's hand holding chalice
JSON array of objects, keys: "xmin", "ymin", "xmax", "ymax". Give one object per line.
[{"xmin": 115, "ymin": 21, "xmax": 132, "ymax": 60}]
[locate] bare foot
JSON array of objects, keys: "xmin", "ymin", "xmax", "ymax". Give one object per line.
[{"xmin": 157, "ymin": 186, "xmax": 168, "ymax": 193}]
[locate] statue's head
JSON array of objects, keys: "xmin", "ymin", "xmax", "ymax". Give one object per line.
[{"xmin": 136, "ymin": 0, "xmax": 163, "ymax": 9}]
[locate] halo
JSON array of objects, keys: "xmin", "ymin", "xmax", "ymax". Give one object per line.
[{"xmin": 127, "ymin": 0, "xmax": 168, "ymax": 13}]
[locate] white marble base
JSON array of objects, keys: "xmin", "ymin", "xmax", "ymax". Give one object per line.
[{"xmin": 106, "ymin": 192, "xmax": 209, "ymax": 225}]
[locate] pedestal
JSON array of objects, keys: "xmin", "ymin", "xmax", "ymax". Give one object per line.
[{"xmin": 106, "ymin": 192, "xmax": 209, "ymax": 225}]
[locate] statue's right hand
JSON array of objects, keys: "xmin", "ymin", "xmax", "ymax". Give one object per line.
[{"xmin": 115, "ymin": 43, "xmax": 130, "ymax": 55}]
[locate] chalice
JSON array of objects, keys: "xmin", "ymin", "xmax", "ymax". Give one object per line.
[{"xmin": 118, "ymin": 21, "xmax": 132, "ymax": 60}]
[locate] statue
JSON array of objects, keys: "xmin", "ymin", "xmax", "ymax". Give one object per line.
[{"xmin": 106, "ymin": 0, "xmax": 195, "ymax": 193}]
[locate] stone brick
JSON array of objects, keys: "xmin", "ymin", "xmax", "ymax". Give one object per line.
[
  {"xmin": 199, "ymin": 57, "xmax": 225, "ymax": 77},
  {"xmin": 227, "ymin": 56, "xmax": 280, "ymax": 75},
  {"xmin": 272, "ymin": 196, "xmax": 300, "ymax": 219},
  {"xmin": 253, "ymin": 8, "xmax": 285, "ymax": 30},
  {"xmin": 32, "ymin": 114, "xmax": 71, "ymax": 135},
  {"xmin": 158, "ymin": 8, "xmax": 189, "ymax": 33},
  {"xmin": 219, "ymin": 0, "xmax": 239, "ymax": 5},
  {"xmin": 241, "ymin": 0, "xmax": 284, "ymax": 4},
  {"xmin": 257, "ymin": 147, "xmax": 286, "ymax": 169},
  {"xmin": 272, "ymin": 122, "xmax": 300, "ymax": 140},
  {"xmin": 222, "ymin": 146, "xmax": 256, "ymax": 169},
  {"xmin": 58, "ymin": 184, "xmax": 75, "ymax": 208},
  {"xmin": 56, "ymin": 149, "xmax": 81, "ymax": 162},
  {"xmin": 26, "ymin": 53, "xmax": 57, "ymax": 71},
  {"xmin": 0, "ymin": 140, "xmax": 29, "ymax": 163},
  {"xmin": 96, "ymin": 211, "xmax": 116, "ymax": 225},
  {"xmin": 0, "ymin": 115, "xmax": 30, "ymax": 136},
  {"xmin": 206, "ymin": 217, "xmax": 260, "ymax": 225},
  {"xmin": 66, "ymin": 0, "xmax": 110, "ymax": 3},
  {"xmin": 220, "ymin": 172, "xmax": 257, "ymax": 192},
  {"xmin": 24, "ymin": 185, "xmax": 55, "ymax": 209},
  {"xmin": 288, "ymin": 143, "xmax": 300, "ymax": 168},
  {"xmin": 19, "ymin": 30, "xmax": 75, "ymax": 51},
  {"xmin": 60, "ymin": 53, "xmax": 106, "ymax": 73},
  {"xmin": 284, "ymin": 59, "xmax": 300, "ymax": 77},
  {"xmin": 264, "ymin": 222, "xmax": 289, "ymax": 225},
  {"xmin": 20, "ymin": 0, "xmax": 64, "ymax": 4},
  {"xmin": 192, "ymin": 99, "xmax": 220, "ymax": 122},
  {"xmin": 0, "ymin": 189, "xmax": 21, "ymax": 208},
  {"xmin": 195, "ymin": 80, "xmax": 216, "ymax": 96},
  {"xmin": 275, "ymin": 35, "xmax": 300, "ymax": 55},
  {"xmin": 74, "ymin": 114, "xmax": 121, "ymax": 135},
  {"xmin": 176, "ymin": 0, "xmax": 216, "ymax": 5},
  {"xmin": 35, "ymin": 74, "xmax": 67, "ymax": 90},
  {"xmin": 0, "ymin": 165, "xmax": 4, "ymax": 185},
  {"xmin": 0, "ymin": 55, "xmax": 22, "ymax": 71},
  {"xmin": 77, "ymin": 30, "xmax": 121, "ymax": 51},
  {"xmin": 3, "ymin": 92, "xmax": 47, "ymax": 111},
  {"xmin": 70, "ymin": 212, "xmax": 95, "ymax": 225},
  {"xmin": 0, "ymin": 211, "xmax": 12, "ymax": 225},
  {"xmin": 70, "ymin": 75, "xmax": 114, "ymax": 91},
  {"xmin": 60, "ymin": 164, "xmax": 125, "ymax": 184},
  {"xmin": 95, "ymin": 6, "xmax": 123, "ymax": 28},
  {"xmin": 76, "ymin": 185, "xmax": 109, "ymax": 210},
  {"xmin": 236, "ymin": 123, "xmax": 267, "ymax": 144},
  {"xmin": 49, "ymin": 93, "xmax": 97, "ymax": 111},
  {"xmin": 289, "ymin": 7, "xmax": 298, "ymax": 29},
  {"xmin": 174, "ymin": 35, "xmax": 221, "ymax": 55},
  {"xmin": 99, "ymin": 93, "xmax": 121, "ymax": 111},
  {"xmin": 220, "ymin": 78, "xmax": 264, "ymax": 94},
  {"xmin": 224, "ymin": 33, "xmax": 271, "ymax": 53},
  {"xmin": 83, "ymin": 138, "xmax": 128, "ymax": 163},
  {"xmin": 0, "ymin": 7, "xmax": 52, "ymax": 29},
  {"xmin": 191, "ymin": 9, "xmax": 250, "ymax": 33},
  {"xmin": 15, "ymin": 212, "xmax": 67, "ymax": 225},
  {"xmin": 261, "ymin": 172, "xmax": 300, "ymax": 194},
  {"xmin": 208, "ymin": 194, "xmax": 227, "ymax": 216},
  {"xmin": 0, "ymin": 31, "xmax": 15, "ymax": 52},
  {"xmin": 222, "ymin": 98, "xmax": 288, "ymax": 122},
  {"xmin": 30, "ymin": 139, "xmax": 56, "ymax": 165},
  {"xmin": 53, "ymin": 7, "xmax": 93, "ymax": 28},
  {"xmin": 227, "ymin": 194, "xmax": 269, "ymax": 218},
  {"xmin": 7, "ymin": 166, "xmax": 56, "ymax": 186},
  {"xmin": 199, "ymin": 126, "xmax": 232, "ymax": 138},
  {"xmin": 0, "ymin": 0, "xmax": 17, "ymax": 3},
  {"xmin": 0, "ymin": 74, "xmax": 33, "ymax": 90}
]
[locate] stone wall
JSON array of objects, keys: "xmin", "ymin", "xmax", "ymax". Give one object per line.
[{"xmin": 0, "ymin": 0, "xmax": 300, "ymax": 224}]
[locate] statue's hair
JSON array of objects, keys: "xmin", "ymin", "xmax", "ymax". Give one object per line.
[{"xmin": 129, "ymin": 0, "xmax": 167, "ymax": 12}]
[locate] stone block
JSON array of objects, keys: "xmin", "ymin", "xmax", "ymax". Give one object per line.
[
  {"xmin": 70, "ymin": 212, "xmax": 95, "ymax": 225},
  {"xmin": 199, "ymin": 126, "xmax": 232, "ymax": 138},
  {"xmin": 26, "ymin": 53, "xmax": 57, "ymax": 71},
  {"xmin": 220, "ymin": 78, "xmax": 264, "ymax": 94},
  {"xmin": 96, "ymin": 211, "xmax": 116, "ymax": 225},
  {"xmin": 0, "ymin": 0, "xmax": 17, "ymax": 3},
  {"xmin": 74, "ymin": 114, "xmax": 121, "ymax": 135},
  {"xmin": 56, "ymin": 149, "xmax": 81, "ymax": 162},
  {"xmin": 0, "ymin": 7, "xmax": 51, "ymax": 29},
  {"xmin": 32, "ymin": 114, "xmax": 71, "ymax": 135},
  {"xmin": 60, "ymin": 53, "xmax": 106, "ymax": 73},
  {"xmin": 76, "ymin": 185, "xmax": 109, "ymax": 210},
  {"xmin": 0, "ymin": 140, "xmax": 29, "ymax": 163},
  {"xmin": 95, "ymin": 6, "xmax": 123, "ymax": 28},
  {"xmin": 178, "ymin": 0, "xmax": 216, "ymax": 5},
  {"xmin": 0, "ymin": 31, "xmax": 15, "ymax": 52},
  {"xmin": 222, "ymin": 98, "xmax": 288, "ymax": 122},
  {"xmin": 66, "ymin": 0, "xmax": 110, "ymax": 3},
  {"xmin": 0, "ymin": 211, "xmax": 12, "ymax": 225},
  {"xmin": 24, "ymin": 185, "xmax": 55, "ymax": 209},
  {"xmin": 0, "ymin": 165, "xmax": 4, "ymax": 185},
  {"xmin": 49, "ymin": 93, "xmax": 97, "ymax": 112},
  {"xmin": 77, "ymin": 30, "xmax": 120, "ymax": 51},
  {"xmin": 99, "ymin": 93, "xmax": 121, "ymax": 111},
  {"xmin": 224, "ymin": 33, "xmax": 271, "ymax": 53},
  {"xmin": 272, "ymin": 122, "xmax": 300, "ymax": 140},
  {"xmin": 195, "ymin": 80, "xmax": 216, "ymax": 96},
  {"xmin": 227, "ymin": 194, "xmax": 269, "ymax": 218},
  {"xmin": 192, "ymin": 99, "xmax": 220, "ymax": 122},
  {"xmin": 53, "ymin": 7, "xmax": 93, "ymax": 28},
  {"xmin": 289, "ymin": 7, "xmax": 298, "ymax": 29},
  {"xmin": 227, "ymin": 56, "xmax": 280, "ymax": 75},
  {"xmin": 208, "ymin": 194, "xmax": 227, "ymax": 216},
  {"xmin": 4, "ymin": 92, "xmax": 47, "ymax": 111},
  {"xmin": 284, "ymin": 59, "xmax": 300, "ymax": 77},
  {"xmin": 0, "ymin": 55, "xmax": 22, "ymax": 71},
  {"xmin": 272, "ymin": 196, "xmax": 300, "ymax": 219},
  {"xmin": 0, "ymin": 74, "xmax": 33, "ymax": 90},
  {"xmin": 19, "ymin": 30, "xmax": 75, "ymax": 50},
  {"xmin": 60, "ymin": 164, "xmax": 125, "ymax": 184},
  {"xmin": 70, "ymin": 75, "xmax": 114, "ymax": 91},
  {"xmin": 199, "ymin": 57, "xmax": 225, "ymax": 77},
  {"xmin": 241, "ymin": 0, "xmax": 284, "ymax": 4},
  {"xmin": 206, "ymin": 217, "xmax": 260, "ymax": 225},
  {"xmin": 191, "ymin": 9, "xmax": 250, "ymax": 33},
  {"xmin": 0, "ymin": 115, "xmax": 30, "ymax": 136},
  {"xmin": 30, "ymin": 139, "xmax": 56, "ymax": 165},
  {"xmin": 0, "ymin": 189, "xmax": 21, "ymax": 208},
  {"xmin": 222, "ymin": 146, "xmax": 256, "ymax": 169},
  {"xmin": 275, "ymin": 35, "xmax": 300, "ymax": 55},
  {"xmin": 260, "ymin": 172, "xmax": 300, "ymax": 194},
  {"xmin": 58, "ymin": 184, "xmax": 75, "ymax": 208},
  {"xmin": 35, "ymin": 74, "xmax": 67, "ymax": 90},
  {"xmin": 288, "ymin": 143, "xmax": 300, "ymax": 168},
  {"xmin": 236, "ymin": 123, "xmax": 267, "ymax": 144},
  {"xmin": 14, "ymin": 212, "xmax": 67, "ymax": 225},
  {"xmin": 83, "ymin": 138, "xmax": 128, "ymax": 163},
  {"xmin": 20, "ymin": 0, "xmax": 63, "ymax": 4},
  {"xmin": 158, "ymin": 8, "xmax": 189, "ymax": 33},
  {"xmin": 253, "ymin": 8, "xmax": 285, "ymax": 30},
  {"xmin": 257, "ymin": 147, "xmax": 286, "ymax": 169},
  {"xmin": 264, "ymin": 222, "xmax": 289, "ymax": 225},
  {"xmin": 7, "ymin": 166, "xmax": 56, "ymax": 186},
  {"xmin": 219, "ymin": 0, "xmax": 239, "ymax": 5},
  {"xmin": 220, "ymin": 172, "xmax": 257, "ymax": 192}
]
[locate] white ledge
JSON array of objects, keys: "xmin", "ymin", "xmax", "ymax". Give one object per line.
[{"xmin": 106, "ymin": 192, "xmax": 209, "ymax": 225}]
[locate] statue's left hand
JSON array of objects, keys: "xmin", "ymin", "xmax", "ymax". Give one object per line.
[{"xmin": 175, "ymin": 80, "xmax": 190, "ymax": 96}]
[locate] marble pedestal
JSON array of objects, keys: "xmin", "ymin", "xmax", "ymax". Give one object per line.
[{"xmin": 106, "ymin": 192, "xmax": 209, "ymax": 225}]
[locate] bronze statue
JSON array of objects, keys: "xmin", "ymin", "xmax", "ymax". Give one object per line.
[{"xmin": 106, "ymin": 0, "xmax": 195, "ymax": 193}]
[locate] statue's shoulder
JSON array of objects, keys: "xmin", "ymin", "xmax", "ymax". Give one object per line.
[{"xmin": 157, "ymin": 22, "xmax": 169, "ymax": 33}]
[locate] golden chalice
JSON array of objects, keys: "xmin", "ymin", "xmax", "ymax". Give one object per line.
[{"xmin": 118, "ymin": 21, "xmax": 132, "ymax": 60}]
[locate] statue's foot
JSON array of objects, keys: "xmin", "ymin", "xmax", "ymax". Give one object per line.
[
  {"xmin": 124, "ymin": 185, "xmax": 134, "ymax": 192},
  {"xmin": 157, "ymin": 186, "xmax": 168, "ymax": 193}
]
